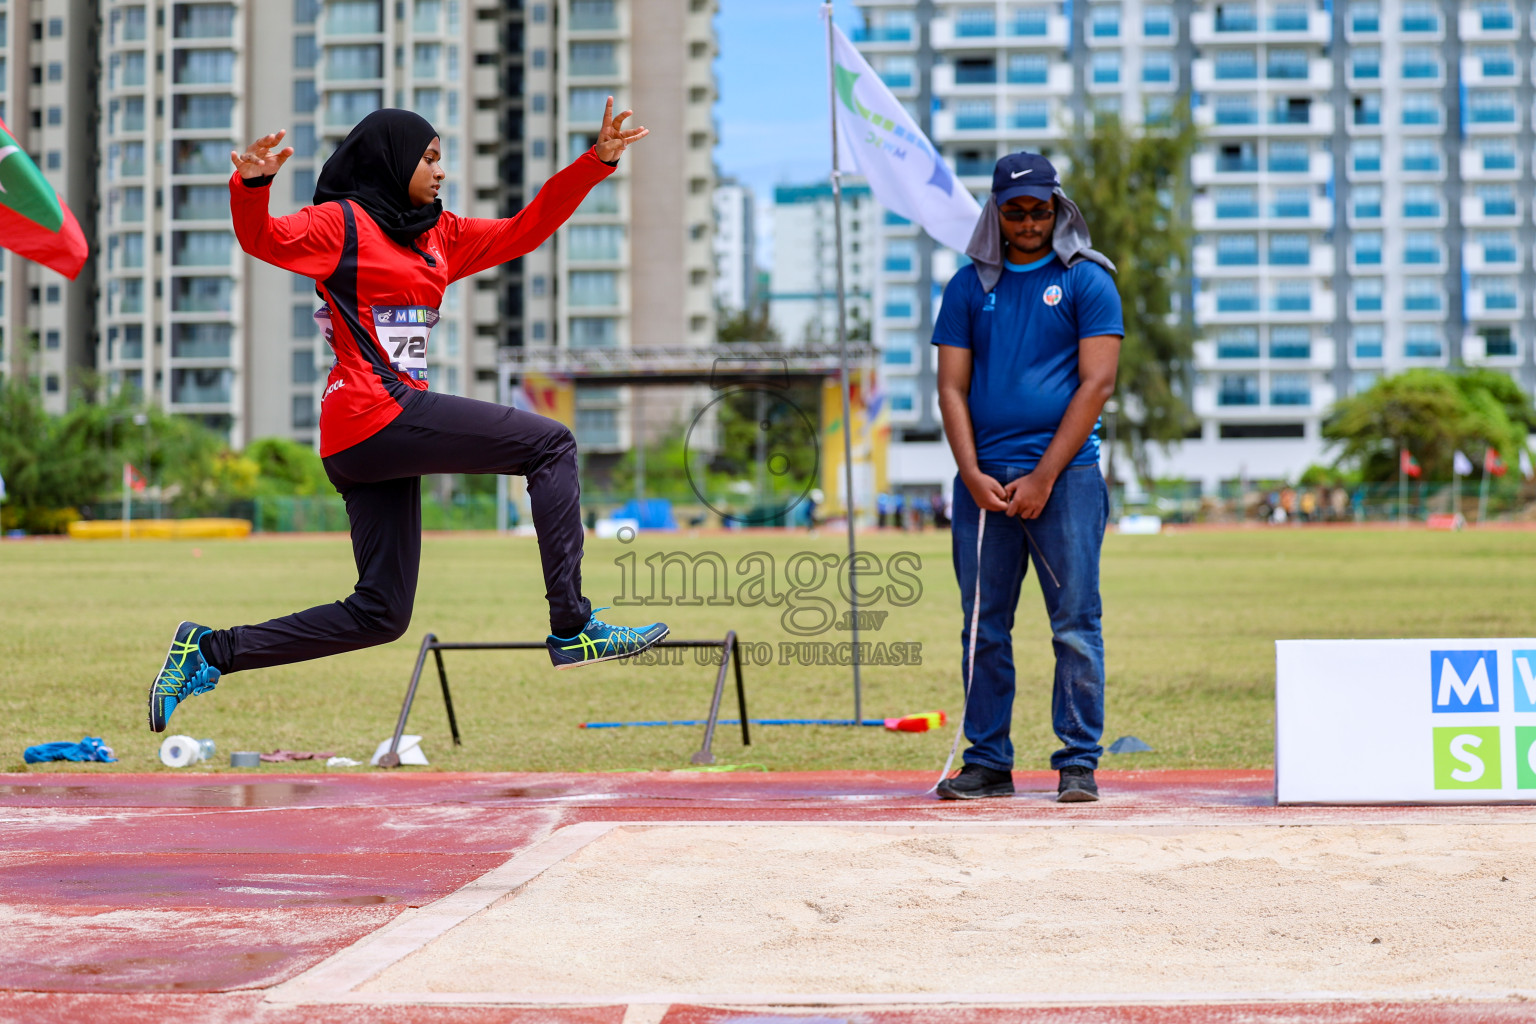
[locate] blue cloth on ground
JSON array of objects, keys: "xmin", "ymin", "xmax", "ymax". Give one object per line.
[
  {"xmin": 24, "ymin": 737, "xmax": 118, "ymax": 763},
  {"xmin": 614, "ymin": 498, "xmax": 677, "ymax": 531}
]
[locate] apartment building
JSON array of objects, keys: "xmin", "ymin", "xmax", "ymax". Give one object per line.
[
  {"xmin": 521, "ymin": 0, "xmax": 718, "ymax": 455},
  {"xmin": 767, "ymin": 181, "xmax": 878, "ymax": 346},
  {"xmin": 0, "ymin": 0, "xmax": 98, "ymax": 415},
  {"xmin": 854, "ymin": 0, "xmax": 1536, "ymax": 493},
  {"xmin": 712, "ymin": 176, "xmax": 755, "ymax": 314}
]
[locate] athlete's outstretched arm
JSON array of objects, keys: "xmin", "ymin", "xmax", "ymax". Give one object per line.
[
  {"xmin": 442, "ymin": 97, "xmax": 649, "ymax": 281},
  {"xmin": 228, "ymin": 129, "xmax": 344, "ymax": 279}
]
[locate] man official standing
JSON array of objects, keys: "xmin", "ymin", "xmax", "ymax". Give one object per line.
[{"xmin": 934, "ymin": 152, "xmax": 1124, "ymax": 802}]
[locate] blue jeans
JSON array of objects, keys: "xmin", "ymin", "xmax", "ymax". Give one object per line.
[{"xmin": 951, "ymin": 465, "xmax": 1108, "ymax": 771}]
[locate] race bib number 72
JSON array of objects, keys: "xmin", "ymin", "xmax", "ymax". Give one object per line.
[{"xmin": 373, "ymin": 306, "xmax": 439, "ymax": 384}]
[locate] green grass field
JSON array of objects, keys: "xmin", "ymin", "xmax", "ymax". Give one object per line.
[{"xmin": 5, "ymin": 526, "xmax": 1535, "ymax": 774}]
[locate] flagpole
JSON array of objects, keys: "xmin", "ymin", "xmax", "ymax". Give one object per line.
[
  {"xmin": 122, "ymin": 462, "xmax": 131, "ymax": 541},
  {"xmin": 825, "ymin": 0, "xmax": 862, "ymax": 723},
  {"xmin": 1398, "ymin": 445, "xmax": 1406, "ymax": 526},
  {"xmin": 1478, "ymin": 465, "xmax": 1490, "ymax": 525}
]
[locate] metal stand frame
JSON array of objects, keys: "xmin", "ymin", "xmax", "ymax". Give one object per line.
[{"xmin": 378, "ymin": 632, "xmax": 749, "ymax": 768}]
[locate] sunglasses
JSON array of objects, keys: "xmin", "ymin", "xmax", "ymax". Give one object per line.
[{"xmin": 1000, "ymin": 207, "xmax": 1057, "ymax": 223}]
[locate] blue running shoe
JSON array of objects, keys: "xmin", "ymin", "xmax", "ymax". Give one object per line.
[
  {"xmin": 546, "ymin": 609, "xmax": 669, "ymax": 670},
  {"xmin": 148, "ymin": 621, "xmax": 221, "ymax": 733}
]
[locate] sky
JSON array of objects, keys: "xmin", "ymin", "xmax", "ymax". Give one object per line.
[{"xmin": 714, "ymin": 1, "xmax": 864, "ymax": 268}]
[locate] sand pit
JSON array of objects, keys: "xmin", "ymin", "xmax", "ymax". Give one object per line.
[{"xmin": 347, "ymin": 822, "xmax": 1536, "ymax": 1002}]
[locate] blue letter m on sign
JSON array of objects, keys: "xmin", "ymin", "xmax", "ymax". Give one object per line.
[{"xmin": 1431, "ymin": 650, "xmax": 1499, "ymax": 712}]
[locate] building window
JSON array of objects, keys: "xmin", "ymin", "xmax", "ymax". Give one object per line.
[
  {"xmin": 1403, "ymin": 278, "xmax": 1442, "ymax": 312},
  {"xmin": 1353, "ymin": 278, "xmax": 1383, "ymax": 312},
  {"xmin": 171, "ymin": 367, "xmax": 235, "ymax": 405},
  {"xmin": 1352, "ymin": 184, "xmax": 1382, "ymax": 219},
  {"xmin": 1402, "ymin": 184, "xmax": 1441, "ymax": 218},
  {"xmin": 568, "ymin": 271, "xmax": 618, "ymax": 308},
  {"xmin": 1352, "ymin": 325, "xmax": 1383, "ymax": 359},
  {"xmin": 1216, "ymin": 234, "xmax": 1259, "ymax": 266},
  {"xmin": 47, "ymin": 17, "xmax": 63, "ymax": 37},
  {"xmin": 1216, "ymin": 327, "xmax": 1260, "ymax": 359},
  {"xmin": 1481, "ymin": 326, "xmax": 1516, "ymax": 357},
  {"xmin": 1404, "ymin": 324, "xmax": 1442, "ymax": 358},
  {"xmin": 1270, "ymin": 373, "xmax": 1311, "ymax": 406},
  {"xmin": 1217, "ymin": 374, "xmax": 1260, "ymax": 406},
  {"xmin": 1270, "ymin": 327, "xmax": 1310, "ymax": 359},
  {"xmin": 44, "ymin": 329, "xmax": 60, "ymax": 350},
  {"xmin": 569, "ymin": 317, "xmax": 617, "ymax": 348},
  {"xmin": 172, "ymin": 323, "xmax": 233, "ymax": 358},
  {"xmin": 45, "ymin": 285, "xmax": 59, "ymax": 304},
  {"xmin": 291, "ymin": 349, "xmax": 317, "ymax": 385},
  {"xmin": 174, "ymin": 4, "xmax": 237, "ymax": 39},
  {"xmin": 325, "ymin": 89, "xmax": 384, "ymax": 127},
  {"xmin": 325, "ymin": 0, "xmax": 382, "ymax": 35},
  {"xmin": 1403, "ymin": 231, "xmax": 1441, "ymax": 265},
  {"xmin": 292, "ymin": 393, "xmax": 318, "ymax": 428}
]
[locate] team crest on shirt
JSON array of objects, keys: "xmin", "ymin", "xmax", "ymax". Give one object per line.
[
  {"xmin": 983, "ymin": 291, "xmax": 997, "ymax": 312},
  {"xmin": 1043, "ymin": 285, "xmax": 1063, "ymax": 306}
]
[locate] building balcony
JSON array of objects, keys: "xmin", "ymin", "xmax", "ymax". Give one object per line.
[
  {"xmin": 1465, "ymin": 108, "xmax": 1520, "ymax": 134},
  {"xmin": 1466, "ymin": 290, "xmax": 1523, "ymax": 320},
  {"xmin": 1192, "ymin": 195, "xmax": 1333, "ymax": 230},
  {"xmin": 931, "ymin": 15, "xmax": 1069, "ymax": 50},
  {"xmin": 1190, "ymin": 7, "xmax": 1331, "ymax": 45},
  {"xmin": 1194, "ymin": 337, "xmax": 1337, "ymax": 371},
  {"xmin": 1460, "ymin": 148, "xmax": 1521, "ymax": 180},
  {"xmin": 1193, "ymin": 101, "xmax": 1333, "ymax": 137},
  {"xmin": 1195, "ymin": 288, "xmax": 1335, "ymax": 324},
  {"xmin": 1192, "ymin": 244, "xmax": 1334, "ymax": 277},
  {"xmin": 1463, "ymin": 245, "xmax": 1523, "ymax": 274},
  {"xmin": 1192, "ymin": 378, "xmax": 1336, "ymax": 419},
  {"xmin": 849, "ymin": 24, "xmax": 917, "ymax": 51},
  {"xmin": 931, "ymin": 62, "xmax": 1072, "ymax": 96},
  {"xmin": 1460, "ymin": 196, "xmax": 1523, "ymax": 226},
  {"xmin": 1459, "ymin": 7, "xmax": 1520, "ymax": 41},
  {"xmin": 1458, "ymin": 58, "xmax": 1520, "ymax": 87},
  {"xmin": 1191, "ymin": 57, "xmax": 1332, "ymax": 93},
  {"xmin": 1190, "ymin": 148, "xmax": 1331, "ymax": 185},
  {"xmin": 1462, "ymin": 332, "xmax": 1522, "ymax": 365}
]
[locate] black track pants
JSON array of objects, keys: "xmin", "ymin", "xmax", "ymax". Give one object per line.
[{"xmin": 200, "ymin": 390, "xmax": 591, "ymax": 674}]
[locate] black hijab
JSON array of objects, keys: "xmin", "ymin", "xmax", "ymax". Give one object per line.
[{"xmin": 313, "ymin": 109, "xmax": 442, "ymax": 249}]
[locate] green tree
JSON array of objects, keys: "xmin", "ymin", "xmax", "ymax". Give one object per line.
[
  {"xmin": 1060, "ymin": 106, "xmax": 1199, "ymax": 482},
  {"xmin": 244, "ymin": 437, "xmax": 330, "ymax": 496},
  {"xmin": 1323, "ymin": 369, "xmax": 1536, "ymax": 481}
]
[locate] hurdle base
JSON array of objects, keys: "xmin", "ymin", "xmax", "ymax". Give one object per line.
[{"xmin": 381, "ymin": 632, "xmax": 749, "ymax": 769}]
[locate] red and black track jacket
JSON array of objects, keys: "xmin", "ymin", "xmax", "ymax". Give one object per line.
[{"xmin": 231, "ymin": 148, "xmax": 615, "ymax": 456}]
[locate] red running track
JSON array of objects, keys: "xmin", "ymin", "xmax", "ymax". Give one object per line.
[{"xmin": 0, "ymin": 769, "xmax": 1530, "ymax": 1024}]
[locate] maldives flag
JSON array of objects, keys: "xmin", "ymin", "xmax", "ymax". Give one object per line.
[
  {"xmin": 1400, "ymin": 448, "xmax": 1422, "ymax": 479},
  {"xmin": 0, "ymin": 117, "xmax": 87, "ymax": 280},
  {"xmin": 124, "ymin": 463, "xmax": 146, "ymax": 493},
  {"xmin": 1485, "ymin": 448, "xmax": 1508, "ymax": 477}
]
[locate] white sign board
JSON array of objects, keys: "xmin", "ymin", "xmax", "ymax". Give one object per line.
[{"xmin": 1277, "ymin": 639, "xmax": 1536, "ymax": 804}]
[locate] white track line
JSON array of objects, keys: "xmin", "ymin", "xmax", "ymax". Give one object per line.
[{"xmin": 265, "ymin": 816, "xmax": 1536, "ymax": 1008}]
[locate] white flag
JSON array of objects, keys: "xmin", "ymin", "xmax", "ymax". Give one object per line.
[
  {"xmin": 1453, "ymin": 450, "xmax": 1474, "ymax": 477},
  {"xmin": 0, "ymin": 467, "xmax": 6, "ymax": 503},
  {"xmin": 1521, "ymin": 449, "xmax": 1534, "ymax": 480},
  {"xmin": 827, "ymin": 16, "xmax": 980, "ymax": 251}
]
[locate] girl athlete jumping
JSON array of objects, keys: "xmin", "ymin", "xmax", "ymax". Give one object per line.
[{"xmin": 149, "ymin": 101, "xmax": 667, "ymax": 733}]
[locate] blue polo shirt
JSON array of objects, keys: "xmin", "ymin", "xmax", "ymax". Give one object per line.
[{"xmin": 933, "ymin": 253, "xmax": 1124, "ymax": 471}]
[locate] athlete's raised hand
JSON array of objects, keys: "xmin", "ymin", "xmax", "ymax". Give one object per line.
[
  {"xmin": 594, "ymin": 96, "xmax": 649, "ymax": 163},
  {"xmin": 231, "ymin": 130, "xmax": 295, "ymax": 179}
]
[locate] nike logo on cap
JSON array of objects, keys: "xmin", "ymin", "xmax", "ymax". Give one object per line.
[{"xmin": 1010, "ymin": 169, "xmax": 1033, "ymax": 178}]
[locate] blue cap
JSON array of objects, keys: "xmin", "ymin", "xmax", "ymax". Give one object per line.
[{"xmin": 992, "ymin": 151, "xmax": 1059, "ymax": 204}]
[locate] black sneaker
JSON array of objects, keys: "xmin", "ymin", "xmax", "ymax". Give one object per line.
[
  {"xmin": 1057, "ymin": 765, "xmax": 1099, "ymax": 802},
  {"xmin": 936, "ymin": 764, "xmax": 1015, "ymax": 800}
]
